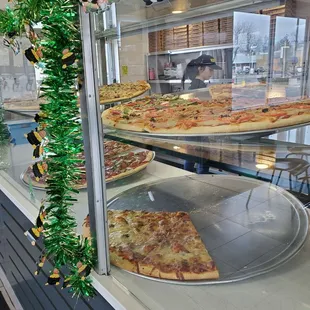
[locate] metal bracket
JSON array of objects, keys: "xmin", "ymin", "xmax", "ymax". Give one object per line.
[{"xmin": 79, "ymin": 8, "xmax": 110, "ymax": 275}]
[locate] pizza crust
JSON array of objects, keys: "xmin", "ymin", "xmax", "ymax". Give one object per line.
[
  {"xmin": 133, "ymin": 115, "xmax": 310, "ymax": 134},
  {"xmin": 139, "ymin": 264, "xmax": 219, "ymax": 280},
  {"xmin": 110, "ymin": 252, "xmax": 138, "ymax": 273},
  {"xmin": 233, "ymin": 114, "xmax": 310, "ymax": 133},
  {"xmin": 144, "ymin": 124, "xmax": 240, "ymax": 134},
  {"xmin": 110, "ymin": 257, "xmax": 219, "ymax": 281},
  {"xmin": 102, "ymin": 109, "xmax": 145, "ymax": 132},
  {"xmin": 107, "ymin": 121, "xmax": 145, "ymax": 132},
  {"xmin": 101, "ymin": 109, "xmax": 117, "ymax": 127}
]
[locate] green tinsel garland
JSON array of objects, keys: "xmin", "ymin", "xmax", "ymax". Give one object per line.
[{"xmin": 0, "ymin": 0, "xmax": 96, "ymax": 297}]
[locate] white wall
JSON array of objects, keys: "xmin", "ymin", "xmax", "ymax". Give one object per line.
[{"xmin": 119, "ymin": 33, "xmax": 148, "ymax": 83}]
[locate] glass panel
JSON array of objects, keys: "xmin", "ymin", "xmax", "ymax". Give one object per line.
[
  {"xmin": 271, "ymin": 16, "xmax": 307, "ymax": 101},
  {"xmin": 94, "ymin": 0, "xmax": 310, "ymax": 308},
  {"xmin": 232, "ymin": 12, "xmax": 270, "ymax": 108},
  {"xmin": 0, "ymin": 110, "xmax": 40, "ymax": 205},
  {"xmin": 0, "ymin": 109, "xmax": 11, "ymax": 171},
  {"xmin": 0, "ymin": 37, "xmax": 37, "ymax": 102}
]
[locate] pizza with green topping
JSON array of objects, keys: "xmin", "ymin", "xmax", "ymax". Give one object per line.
[{"xmin": 102, "ymin": 94, "xmax": 310, "ymax": 134}]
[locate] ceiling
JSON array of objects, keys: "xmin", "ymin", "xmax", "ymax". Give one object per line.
[{"xmin": 115, "ymin": 0, "xmax": 230, "ymax": 23}]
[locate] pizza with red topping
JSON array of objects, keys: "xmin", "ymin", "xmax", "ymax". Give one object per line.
[
  {"xmin": 104, "ymin": 140, "xmax": 134, "ymax": 158},
  {"xmin": 83, "ymin": 210, "xmax": 219, "ymax": 281},
  {"xmin": 104, "ymin": 150, "xmax": 153, "ymax": 182},
  {"xmin": 22, "ymin": 141, "xmax": 154, "ymax": 188},
  {"xmin": 102, "ymin": 94, "xmax": 310, "ymax": 134}
]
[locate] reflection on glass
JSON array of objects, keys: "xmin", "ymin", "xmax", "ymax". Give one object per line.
[
  {"xmin": 0, "ymin": 37, "xmax": 37, "ymax": 101},
  {"xmin": 232, "ymin": 12, "xmax": 271, "ymax": 109},
  {"xmin": 255, "ymin": 150, "xmax": 276, "ymax": 171},
  {"xmin": 0, "ymin": 109, "xmax": 11, "ymax": 170},
  {"xmin": 271, "ymin": 16, "xmax": 306, "ymax": 102}
]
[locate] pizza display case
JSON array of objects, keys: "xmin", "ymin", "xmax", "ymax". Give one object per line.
[{"xmin": 90, "ymin": 0, "xmax": 310, "ymax": 307}]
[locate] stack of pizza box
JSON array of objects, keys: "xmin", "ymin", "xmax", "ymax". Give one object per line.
[
  {"xmin": 219, "ymin": 17, "xmax": 233, "ymax": 44},
  {"xmin": 163, "ymin": 29, "xmax": 174, "ymax": 50},
  {"xmin": 203, "ymin": 19, "xmax": 220, "ymax": 46},
  {"xmin": 188, "ymin": 23, "xmax": 203, "ymax": 48},
  {"xmin": 148, "ymin": 31, "xmax": 164, "ymax": 53},
  {"xmin": 173, "ymin": 25, "xmax": 189, "ymax": 50}
]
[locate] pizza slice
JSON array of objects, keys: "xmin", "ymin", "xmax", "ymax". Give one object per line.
[
  {"xmin": 138, "ymin": 211, "xmax": 218, "ymax": 280},
  {"xmin": 84, "ymin": 210, "xmax": 219, "ymax": 281},
  {"xmin": 108, "ymin": 210, "xmax": 169, "ymax": 273}
]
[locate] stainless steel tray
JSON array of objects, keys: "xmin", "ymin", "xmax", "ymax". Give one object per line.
[
  {"xmin": 105, "ymin": 121, "xmax": 310, "ymax": 139},
  {"xmin": 20, "ymin": 150, "xmax": 155, "ymax": 191},
  {"xmin": 108, "ymin": 175, "xmax": 308, "ymax": 285}
]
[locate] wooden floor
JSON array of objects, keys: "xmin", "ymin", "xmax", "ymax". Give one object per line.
[{"xmin": 0, "ymin": 191, "xmax": 114, "ymax": 310}]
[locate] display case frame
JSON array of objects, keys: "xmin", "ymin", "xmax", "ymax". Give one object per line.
[
  {"xmin": 85, "ymin": 0, "xmax": 310, "ymax": 281},
  {"xmin": 87, "ymin": 0, "xmax": 310, "ymax": 291}
]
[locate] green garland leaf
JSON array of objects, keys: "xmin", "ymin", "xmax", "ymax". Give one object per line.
[
  {"xmin": 0, "ymin": 7, "xmax": 18, "ymax": 34},
  {"xmin": 0, "ymin": 0, "xmax": 96, "ymax": 298}
]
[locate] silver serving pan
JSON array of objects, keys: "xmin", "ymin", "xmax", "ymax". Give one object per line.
[{"xmin": 108, "ymin": 175, "xmax": 308, "ymax": 285}]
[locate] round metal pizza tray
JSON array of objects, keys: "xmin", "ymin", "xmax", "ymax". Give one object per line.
[
  {"xmin": 20, "ymin": 151, "xmax": 155, "ymax": 191},
  {"xmin": 108, "ymin": 175, "xmax": 308, "ymax": 285},
  {"xmin": 105, "ymin": 121, "xmax": 310, "ymax": 139}
]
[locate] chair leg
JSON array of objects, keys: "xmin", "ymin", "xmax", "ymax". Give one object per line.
[
  {"xmin": 276, "ymin": 170, "xmax": 283, "ymax": 185},
  {"xmin": 270, "ymin": 170, "xmax": 276, "ymax": 184},
  {"xmin": 289, "ymin": 174, "xmax": 292, "ymax": 191}
]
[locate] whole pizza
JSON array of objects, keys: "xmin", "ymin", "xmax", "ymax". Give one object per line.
[
  {"xmin": 83, "ymin": 210, "xmax": 219, "ymax": 281},
  {"xmin": 99, "ymin": 80, "xmax": 151, "ymax": 104},
  {"xmin": 102, "ymin": 94, "xmax": 310, "ymax": 134},
  {"xmin": 22, "ymin": 140, "xmax": 154, "ymax": 188}
]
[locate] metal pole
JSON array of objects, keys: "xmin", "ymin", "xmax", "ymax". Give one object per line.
[
  {"xmin": 301, "ymin": 18, "xmax": 310, "ymax": 97},
  {"xmin": 79, "ymin": 8, "xmax": 110, "ymax": 275}
]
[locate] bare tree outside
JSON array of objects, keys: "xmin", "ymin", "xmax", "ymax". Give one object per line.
[
  {"xmin": 233, "ymin": 21, "xmax": 262, "ymax": 61},
  {"xmin": 233, "ymin": 12, "xmax": 270, "ymax": 80}
]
